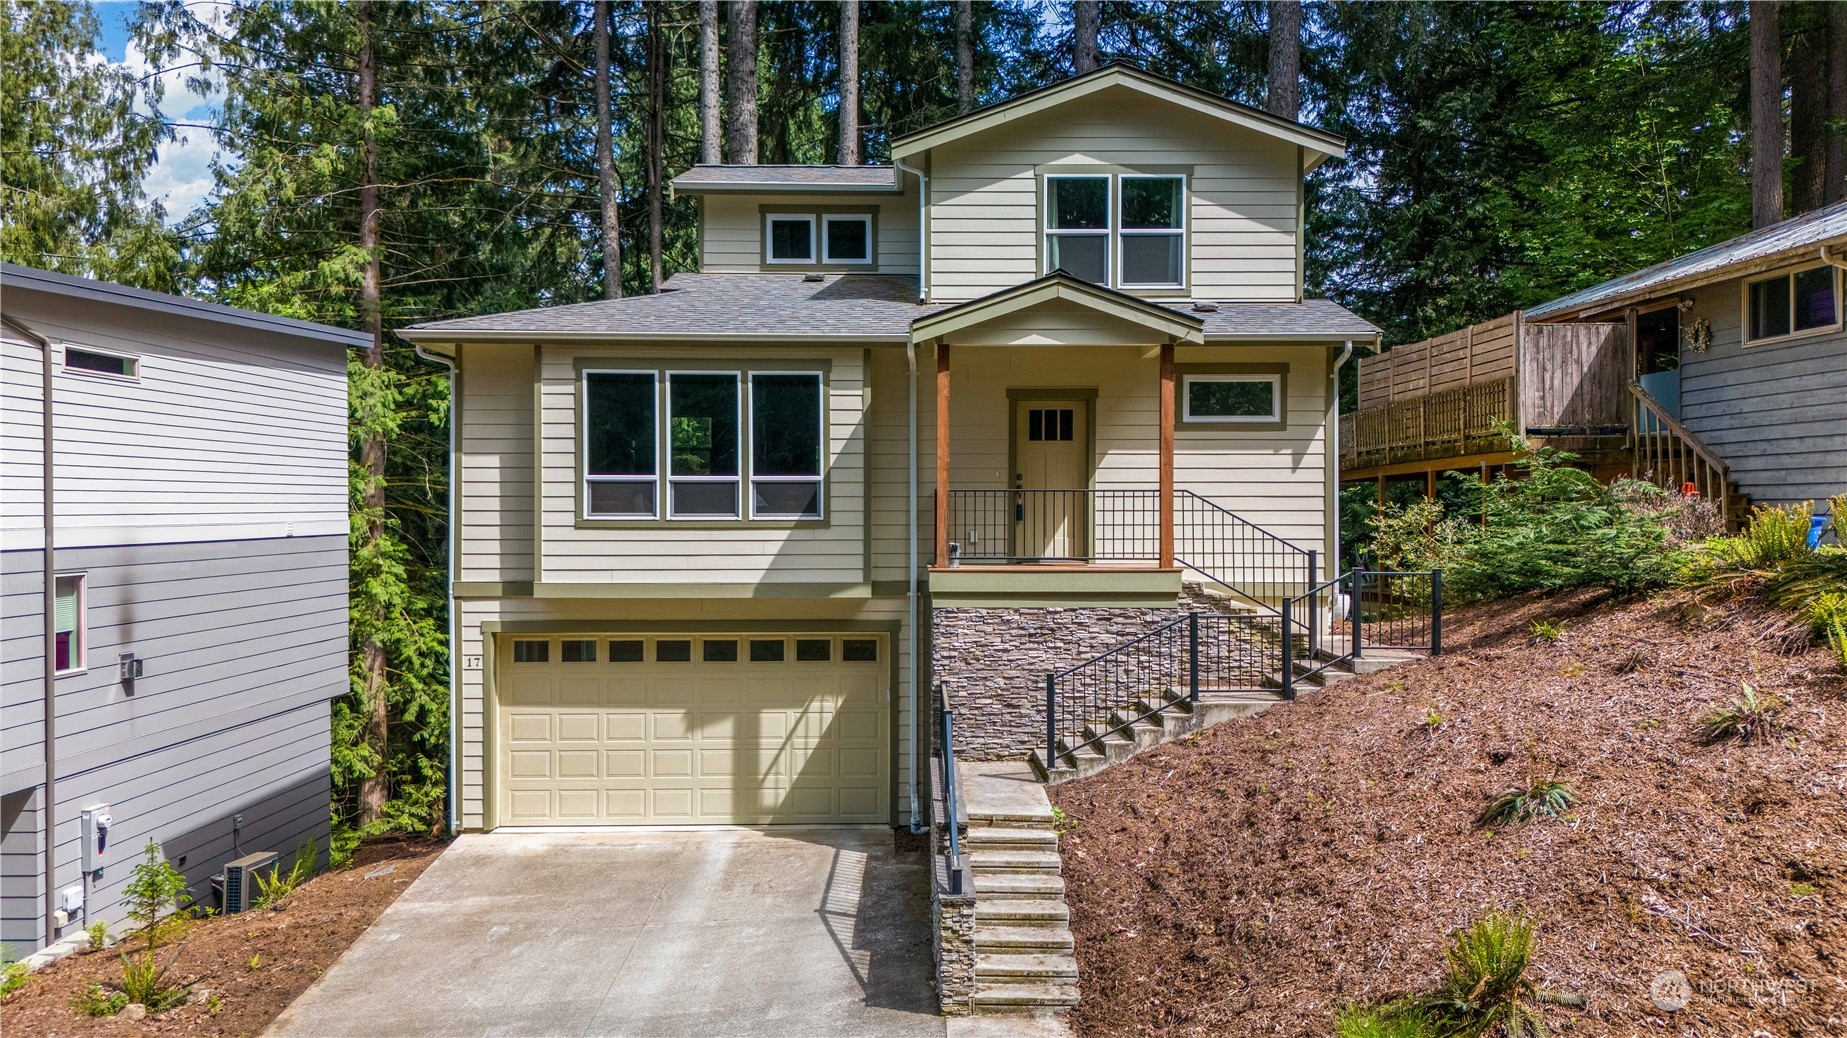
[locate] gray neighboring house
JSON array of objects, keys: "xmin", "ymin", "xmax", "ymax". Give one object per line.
[
  {"xmin": 1526, "ymin": 200, "xmax": 1847, "ymax": 513},
  {"xmin": 1, "ymin": 263, "xmax": 362, "ymax": 956}
]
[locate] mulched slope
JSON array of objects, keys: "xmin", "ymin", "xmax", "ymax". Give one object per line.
[
  {"xmin": 1050, "ymin": 591, "xmax": 1847, "ymax": 1037},
  {"xmin": 3, "ymin": 838, "xmax": 444, "ymax": 1038}
]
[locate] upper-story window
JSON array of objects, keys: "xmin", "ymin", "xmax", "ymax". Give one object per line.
[
  {"xmin": 764, "ymin": 210, "xmax": 875, "ymax": 269},
  {"xmin": 1744, "ymin": 264, "xmax": 1839, "ymax": 345},
  {"xmin": 63, "ymin": 345, "xmax": 139, "ymax": 379},
  {"xmin": 1043, "ymin": 173, "xmax": 1187, "ymax": 290},
  {"xmin": 54, "ymin": 573, "xmax": 86, "ymax": 674},
  {"xmin": 583, "ymin": 368, "xmax": 825, "ymax": 522}
]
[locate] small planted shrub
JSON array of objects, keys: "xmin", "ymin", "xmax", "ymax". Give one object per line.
[
  {"xmin": 1425, "ymin": 911, "xmax": 1549, "ymax": 1037},
  {"xmin": 1799, "ymin": 592, "xmax": 1847, "ymax": 670},
  {"xmin": 71, "ymin": 983, "xmax": 129, "ymax": 1017},
  {"xmin": 1529, "ymin": 619, "xmax": 1564, "ymax": 644},
  {"xmin": 1699, "ymin": 683, "xmax": 1787, "ymax": 744},
  {"xmin": 1, "ymin": 959, "xmax": 28, "ymax": 998},
  {"xmin": 1334, "ymin": 1003, "xmax": 1436, "ymax": 1038},
  {"xmin": 1478, "ymin": 780, "xmax": 1576, "ymax": 828},
  {"xmin": 121, "ymin": 950, "xmax": 186, "ymax": 1011},
  {"xmin": 115, "ymin": 842, "xmax": 191, "ymax": 1012},
  {"xmin": 86, "ymin": 921, "xmax": 108, "ymax": 951},
  {"xmin": 254, "ymin": 843, "xmax": 316, "ymax": 909}
]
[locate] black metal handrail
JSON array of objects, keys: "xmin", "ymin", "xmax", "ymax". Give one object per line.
[
  {"xmin": 1352, "ymin": 566, "xmax": 1443, "ymax": 654},
  {"xmin": 936, "ymin": 682, "xmax": 966, "ymax": 896},
  {"xmin": 1281, "ymin": 572, "xmax": 1355, "ymax": 695},
  {"xmin": 944, "ymin": 488, "xmax": 1160, "ymax": 564},
  {"xmin": 1173, "ymin": 490, "xmax": 1317, "ymax": 611},
  {"xmin": 1046, "ymin": 613, "xmax": 1194, "ymax": 765}
]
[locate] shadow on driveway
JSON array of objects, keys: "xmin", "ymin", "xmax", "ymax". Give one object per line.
[{"xmin": 267, "ymin": 829, "xmax": 942, "ymax": 1038}]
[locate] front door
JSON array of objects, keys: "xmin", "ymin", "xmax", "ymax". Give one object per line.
[{"xmin": 1013, "ymin": 400, "xmax": 1089, "ymax": 560}]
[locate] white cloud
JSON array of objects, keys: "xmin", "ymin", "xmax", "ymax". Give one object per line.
[{"xmin": 113, "ymin": 2, "xmax": 234, "ymax": 223}]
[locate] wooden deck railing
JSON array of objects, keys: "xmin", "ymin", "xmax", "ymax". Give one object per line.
[
  {"xmin": 1340, "ymin": 376, "xmax": 1515, "ymax": 470},
  {"xmin": 1628, "ymin": 383, "xmax": 1735, "ymax": 527}
]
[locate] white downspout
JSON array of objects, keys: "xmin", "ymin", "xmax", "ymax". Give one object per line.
[
  {"xmin": 1329, "ymin": 339, "xmax": 1355, "ymax": 570},
  {"xmin": 414, "ymin": 342, "xmax": 460, "ymax": 838},
  {"xmin": 893, "ymin": 156, "xmax": 927, "ymax": 303},
  {"xmin": 904, "ymin": 338, "xmax": 923, "ymax": 832}
]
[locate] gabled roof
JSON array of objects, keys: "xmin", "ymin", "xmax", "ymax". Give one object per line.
[
  {"xmin": 892, "ymin": 63, "xmax": 1346, "ymax": 170},
  {"xmin": 1, "ymin": 262, "xmax": 370, "ymax": 350},
  {"xmin": 1527, "ymin": 200, "xmax": 1847, "ymax": 321},
  {"xmin": 910, "ymin": 270, "xmax": 1205, "ymax": 345},
  {"xmin": 670, "ymin": 164, "xmax": 901, "ymax": 195}
]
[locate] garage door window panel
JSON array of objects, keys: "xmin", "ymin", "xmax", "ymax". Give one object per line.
[
  {"xmin": 655, "ymin": 639, "xmax": 693, "ymax": 662},
  {"xmin": 608, "ymin": 639, "xmax": 645, "ymax": 662}
]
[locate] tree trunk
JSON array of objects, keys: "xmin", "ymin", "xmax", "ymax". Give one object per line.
[
  {"xmin": 647, "ymin": 1, "xmax": 665, "ymax": 291},
  {"xmin": 838, "ymin": 0, "xmax": 859, "ymax": 164},
  {"xmin": 1752, "ymin": 0, "xmax": 1785, "ymax": 228},
  {"xmin": 954, "ymin": 0, "xmax": 975, "ymax": 115},
  {"xmin": 1073, "ymin": 1, "xmax": 1098, "ymax": 75},
  {"xmin": 1827, "ymin": 2, "xmax": 1846, "ymax": 204},
  {"xmin": 595, "ymin": 0, "xmax": 621, "ymax": 299},
  {"xmin": 724, "ymin": 0, "xmax": 757, "ymax": 165},
  {"xmin": 355, "ymin": 1, "xmax": 388, "ymax": 828},
  {"xmin": 1266, "ymin": 1, "xmax": 1301, "ymax": 120},
  {"xmin": 1789, "ymin": 7, "xmax": 1827, "ymax": 216},
  {"xmin": 699, "ymin": 0, "xmax": 720, "ymax": 165}
]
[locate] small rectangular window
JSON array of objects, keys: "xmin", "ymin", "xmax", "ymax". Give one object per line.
[
  {"xmin": 822, "ymin": 215, "xmax": 872, "ymax": 264},
  {"xmin": 656, "ymin": 639, "xmax": 693, "ymax": 662},
  {"xmin": 561, "ymin": 639, "xmax": 597, "ymax": 663},
  {"xmin": 1183, "ymin": 375, "xmax": 1281, "ymax": 424},
  {"xmin": 53, "ymin": 574, "xmax": 85, "ymax": 674},
  {"xmin": 795, "ymin": 638, "xmax": 832, "ymax": 662},
  {"xmin": 1045, "ymin": 176, "xmax": 1110, "ymax": 284},
  {"xmin": 842, "ymin": 639, "xmax": 878, "ymax": 662},
  {"xmin": 766, "ymin": 215, "xmax": 816, "ymax": 263},
  {"xmin": 751, "ymin": 373, "xmax": 824, "ymax": 518},
  {"xmin": 1027, "ymin": 408, "xmax": 1073, "ymax": 442},
  {"xmin": 608, "ymin": 639, "xmax": 646, "ymax": 662},
  {"xmin": 584, "ymin": 371, "xmax": 659, "ymax": 518},
  {"xmin": 63, "ymin": 347, "xmax": 138, "ymax": 379},
  {"xmin": 702, "ymin": 639, "xmax": 739, "ymax": 662},
  {"xmin": 749, "ymin": 638, "xmax": 786, "ymax": 662},
  {"xmin": 512, "ymin": 640, "xmax": 549, "ymax": 663}
]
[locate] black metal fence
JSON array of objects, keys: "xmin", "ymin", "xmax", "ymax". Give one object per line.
[
  {"xmin": 1352, "ymin": 566, "xmax": 1443, "ymax": 655},
  {"xmin": 1045, "ymin": 613, "xmax": 1193, "ymax": 764},
  {"xmin": 943, "ymin": 489, "xmax": 1160, "ymax": 564},
  {"xmin": 1174, "ymin": 489, "xmax": 1317, "ymax": 607}
]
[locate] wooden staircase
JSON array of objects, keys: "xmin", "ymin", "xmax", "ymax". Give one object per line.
[{"xmin": 1628, "ymin": 383, "xmax": 1749, "ymax": 531}]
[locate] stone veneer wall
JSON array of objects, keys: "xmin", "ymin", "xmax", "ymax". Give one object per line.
[
  {"xmin": 932, "ymin": 607, "xmax": 1182, "ymax": 760},
  {"xmin": 930, "ymin": 822, "xmax": 976, "ymax": 1015}
]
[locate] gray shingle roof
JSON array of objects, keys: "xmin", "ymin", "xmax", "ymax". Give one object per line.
[
  {"xmin": 1528, "ymin": 200, "xmax": 1847, "ymax": 320},
  {"xmin": 398, "ymin": 273, "xmax": 1378, "ymax": 343},
  {"xmin": 670, "ymin": 165, "xmax": 900, "ymax": 193}
]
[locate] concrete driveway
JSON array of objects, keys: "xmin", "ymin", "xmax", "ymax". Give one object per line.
[{"xmin": 268, "ymin": 829, "xmax": 944, "ymax": 1038}]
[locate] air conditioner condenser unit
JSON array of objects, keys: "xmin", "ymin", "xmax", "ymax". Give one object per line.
[{"xmin": 219, "ymin": 851, "xmax": 280, "ymax": 914}]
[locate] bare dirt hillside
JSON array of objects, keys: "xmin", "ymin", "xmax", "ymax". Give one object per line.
[{"xmin": 1050, "ymin": 591, "xmax": 1847, "ymax": 1037}]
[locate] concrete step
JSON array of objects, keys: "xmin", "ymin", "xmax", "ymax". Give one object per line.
[
  {"xmin": 975, "ymin": 953, "xmax": 1079, "ymax": 982},
  {"xmin": 975, "ymin": 899, "xmax": 1070, "ymax": 925},
  {"xmin": 975, "ymin": 872, "xmax": 1066, "ymax": 900},
  {"xmin": 971, "ymin": 982, "xmax": 1081, "ymax": 1010},
  {"xmin": 974, "ymin": 924, "xmax": 1075, "ymax": 953},
  {"xmin": 967, "ymin": 848, "xmax": 1062, "ymax": 873},
  {"xmin": 964, "ymin": 827, "xmax": 1058, "ymax": 851}
]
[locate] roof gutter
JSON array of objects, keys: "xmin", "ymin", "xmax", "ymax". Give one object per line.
[
  {"xmin": 396, "ymin": 330, "xmax": 916, "ymax": 346},
  {"xmin": 892, "ymin": 156, "xmax": 928, "ymax": 303},
  {"xmin": 671, "ymin": 182, "xmax": 901, "ymax": 196},
  {"xmin": 3, "ymin": 313, "xmax": 56, "ymax": 950},
  {"xmin": 1533, "ymin": 239, "xmax": 1847, "ymax": 323},
  {"xmin": 413, "ymin": 343, "xmax": 461, "ymax": 839}
]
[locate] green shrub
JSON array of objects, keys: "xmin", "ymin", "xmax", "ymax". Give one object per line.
[
  {"xmin": 71, "ymin": 983, "xmax": 129, "ymax": 1017},
  {"xmin": 1425, "ymin": 911, "xmax": 1548, "ymax": 1037},
  {"xmin": 1478, "ymin": 780, "xmax": 1576, "ymax": 828},
  {"xmin": 1335, "ymin": 1003, "xmax": 1437, "ymax": 1038},
  {"xmin": 86, "ymin": 921, "xmax": 108, "ymax": 951},
  {"xmin": 1, "ymin": 959, "xmax": 28, "ymax": 998},
  {"xmin": 123, "ymin": 842, "xmax": 187, "ymax": 952},
  {"xmin": 120, "ymin": 950, "xmax": 186, "ymax": 1011},
  {"xmin": 1528, "ymin": 619, "xmax": 1564, "ymax": 643},
  {"xmin": 1699, "ymin": 684, "xmax": 1787, "ymax": 744},
  {"xmin": 255, "ymin": 843, "xmax": 317, "ymax": 909}
]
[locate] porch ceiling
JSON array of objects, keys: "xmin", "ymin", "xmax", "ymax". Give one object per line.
[{"xmin": 909, "ymin": 271, "xmax": 1206, "ymax": 347}]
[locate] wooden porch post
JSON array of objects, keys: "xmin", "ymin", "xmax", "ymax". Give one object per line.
[
  {"xmin": 935, "ymin": 341, "xmax": 951, "ymax": 567},
  {"xmin": 1158, "ymin": 340, "xmax": 1175, "ymax": 568}
]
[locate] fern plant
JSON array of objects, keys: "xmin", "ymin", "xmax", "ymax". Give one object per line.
[
  {"xmin": 1423, "ymin": 912, "xmax": 1549, "ymax": 1037},
  {"xmin": 1699, "ymin": 684, "xmax": 1787, "ymax": 744},
  {"xmin": 254, "ymin": 843, "xmax": 316, "ymax": 909},
  {"xmin": 1478, "ymin": 780, "xmax": 1576, "ymax": 828}
]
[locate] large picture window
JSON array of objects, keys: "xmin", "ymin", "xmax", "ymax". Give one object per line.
[
  {"xmin": 751, "ymin": 373, "xmax": 824, "ymax": 518},
  {"xmin": 1745, "ymin": 265, "xmax": 1839, "ymax": 344},
  {"xmin": 584, "ymin": 372, "xmax": 658, "ymax": 517},
  {"xmin": 1044, "ymin": 172, "xmax": 1187, "ymax": 290},
  {"xmin": 1182, "ymin": 374, "xmax": 1281, "ymax": 424},
  {"xmin": 583, "ymin": 367, "xmax": 824, "ymax": 521}
]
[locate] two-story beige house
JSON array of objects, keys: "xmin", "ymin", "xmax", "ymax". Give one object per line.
[{"xmin": 399, "ymin": 65, "xmax": 1379, "ymax": 837}]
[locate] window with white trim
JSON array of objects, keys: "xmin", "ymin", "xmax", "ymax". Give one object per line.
[
  {"xmin": 821, "ymin": 214, "xmax": 872, "ymax": 265},
  {"xmin": 1044, "ymin": 173, "xmax": 1187, "ymax": 289},
  {"xmin": 582, "ymin": 368, "xmax": 825, "ymax": 521},
  {"xmin": 1745, "ymin": 265, "xmax": 1839, "ymax": 343},
  {"xmin": 54, "ymin": 574, "xmax": 85, "ymax": 674},
  {"xmin": 1182, "ymin": 374, "xmax": 1281, "ymax": 423},
  {"xmin": 63, "ymin": 346, "xmax": 138, "ymax": 379},
  {"xmin": 766, "ymin": 214, "xmax": 816, "ymax": 264}
]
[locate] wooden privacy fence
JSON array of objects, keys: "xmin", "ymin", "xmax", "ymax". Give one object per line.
[{"xmin": 1342, "ymin": 312, "xmax": 1629, "ymax": 470}]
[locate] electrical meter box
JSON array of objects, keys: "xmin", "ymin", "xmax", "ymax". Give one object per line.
[{"xmin": 80, "ymin": 805, "xmax": 112, "ymax": 880}]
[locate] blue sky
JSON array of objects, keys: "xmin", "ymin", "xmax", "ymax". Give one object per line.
[
  {"xmin": 94, "ymin": 2, "xmax": 135, "ymax": 61},
  {"xmin": 92, "ymin": 1, "xmax": 226, "ymax": 221}
]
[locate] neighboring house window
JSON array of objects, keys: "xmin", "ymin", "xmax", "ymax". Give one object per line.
[
  {"xmin": 766, "ymin": 214, "xmax": 816, "ymax": 264},
  {"xmin": 1045, "ymin": 173, "xmax": 1188, "ymax": 290},
  {"xmin": 54, "ymin": 574, "xmax": 85, "ymax": 674},
  {"xmin": 1745, "ymin": 265, "xmax": 1840, "ymax": 344},
  {"xmin": 1182, "ymin": 374, "xmax": 1281, "ymax": 424},
  {"xmin": 1044, "ymin": 175, "xmax": 1110, "ymax": 284},
  {"xmin": 63, "ymin": 346, "xmax": 138, "ymax": 379},
  {"xmin": 750, "ymin": 373, "xmax": 824, "ymax": 518},
  {"xmin": 821, "ymin": 215, "xmax": 873, "ymax": 265},
  {"xmin": 584, "ymin": 371, "xmax": 659, "ymax": 518},
  {"xmin": 668, "ymin": 372, "xmax": 742, "ymax": 518}
]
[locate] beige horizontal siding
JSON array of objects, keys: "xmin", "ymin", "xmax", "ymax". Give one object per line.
[
  {"xmin": 927, "ymin": 93, "xmax": 1300, "ymax": 304},
  {"xmin": 459, "ymin": 345, "xmax": 535, "ymax": 582}
]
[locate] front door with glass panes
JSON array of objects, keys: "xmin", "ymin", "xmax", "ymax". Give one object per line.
[{"xmin": 1013, "ymin": 400, "xmax": 1089, "ymax": 561}]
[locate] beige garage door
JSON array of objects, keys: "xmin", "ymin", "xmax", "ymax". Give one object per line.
[{"xmin": 496, "ymin": 633, "xmax": 889, "ymax": 825}]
